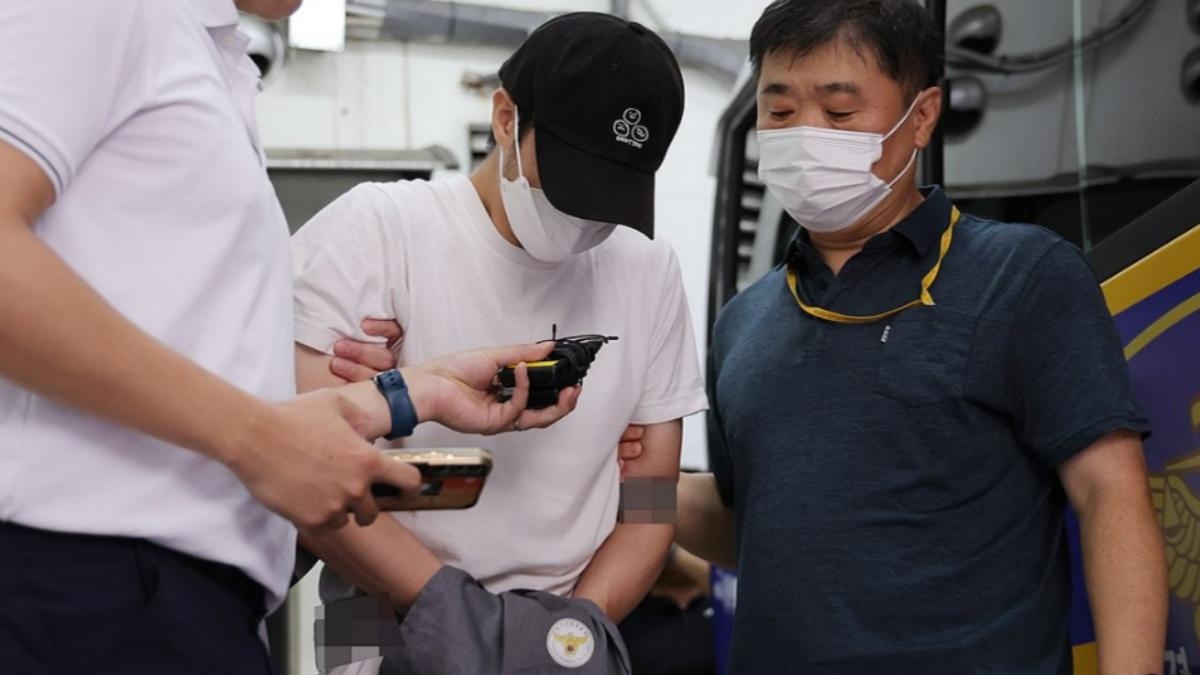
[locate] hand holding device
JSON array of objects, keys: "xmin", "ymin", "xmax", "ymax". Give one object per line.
[
  {"xmin": 497, "ymin": 328, "xmax": 618, "ymax": 409},
  {"xmin": 228, "ymin": 389, "xmax": 422, "ymax": 531},
  {"xmin": 402, "ymin": 342, "xmax": 582, "ymax": 435}
]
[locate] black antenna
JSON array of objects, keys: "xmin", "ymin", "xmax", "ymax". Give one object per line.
[{"xmin": 552, "ymin": 323, "xmax": 558, "ymax": 341}]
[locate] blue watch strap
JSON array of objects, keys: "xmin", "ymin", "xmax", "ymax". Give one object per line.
[{"xmin": 373, "ymin": 369, "xmax": 419, "ymax": 440}]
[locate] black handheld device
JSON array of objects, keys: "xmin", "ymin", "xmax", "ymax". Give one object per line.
[{"xmin": 496, "ymin": 327, "xmax": 618, "ymax": 409}]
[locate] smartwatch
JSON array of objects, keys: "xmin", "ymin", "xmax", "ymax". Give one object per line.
[{"xmin": 373, "ymin": 369, "xmax": 419, "ymax": 440}]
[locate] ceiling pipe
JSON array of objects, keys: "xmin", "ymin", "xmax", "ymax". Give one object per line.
[{"xmin": 347, "ymin": 0, "xmax": 746, "ymax": 82}]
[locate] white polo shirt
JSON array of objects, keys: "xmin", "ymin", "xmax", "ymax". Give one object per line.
[{"xmin": 0, "ymin": 0, "xmax": 296, "ymax": 608}]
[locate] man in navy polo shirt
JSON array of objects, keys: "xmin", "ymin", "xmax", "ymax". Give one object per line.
[{"xmin": 671, "ymin": 1, "xmax": 1168, "ymax": 673}]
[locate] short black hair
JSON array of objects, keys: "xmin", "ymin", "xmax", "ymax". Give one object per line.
[{"xmin": 749, "ymin": 0, "xmax": 941, "ymax": 99}]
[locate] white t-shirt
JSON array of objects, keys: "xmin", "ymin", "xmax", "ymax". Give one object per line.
[
  {"xmin": 0, "ymin": 0, "xmax": 296, "ymax": 607},
  {"xmin": 292, "ymin": 175, "xmax": 708, "ymax": 598}
]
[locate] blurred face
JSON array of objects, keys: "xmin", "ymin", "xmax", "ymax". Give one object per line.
[
  {"xmin": 234, "ymin": 0, "xmax": 303, "ymax": 21},
  {"xmin": 756, "ymin": 37, "xmax": 939, "ymax": 185}
]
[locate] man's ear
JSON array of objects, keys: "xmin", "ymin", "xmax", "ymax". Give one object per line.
[
  {"xmin": 491, "ymin": 88, "xmax": 517, "ymax": 152},
  {"xmin": 912, "ymin": 85, "xmax": 944, "ymax": 150}
]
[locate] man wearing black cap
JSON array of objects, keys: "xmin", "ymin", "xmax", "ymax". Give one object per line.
[{"xmin": 290, "ymin": 12, "xmax": 707, "ymax": 674}]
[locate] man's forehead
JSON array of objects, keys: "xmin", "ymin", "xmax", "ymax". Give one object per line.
[
  {"xmin": 759, "ymin": 79, "xmax": 864, "ymax": 96},
  {"xmin": 757, "ymin": 43, "xmax": 889, "ymax": 98}
]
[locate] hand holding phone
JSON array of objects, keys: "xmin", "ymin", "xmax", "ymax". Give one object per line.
[{"xmin": 371, "ymin": 448, "xmax": 493, "ymax": 511}]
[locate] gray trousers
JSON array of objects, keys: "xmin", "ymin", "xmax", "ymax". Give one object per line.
[{"xmin": 318, "ymin": 566, "xmax": 632, "ymax": 675}]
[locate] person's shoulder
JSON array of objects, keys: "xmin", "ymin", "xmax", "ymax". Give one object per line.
[
  {"xmin": 322, "ymin": 177, "xmax": 451, "ymax": 230},
  {"xmin": 953, "ymin": 211, "xmax": 1075, "ymax": 275},
  {"xmin": 291, "ymin": 180, "xmax": 414, "ymax": 249},
  {"xmin": 590, "ymin": 229, "xmax": 684, "ymax": 282},
  {"xmin": 20, "ymin": 0, "xmax": 159, "ymax": 55},
  {"xmin": 64, "ymin": 0, "xmax": 153, "ymax": 21},
  {"xmin": 950, "ymin": 212, "xmax": 1101, "ymax": 319},
  {"xmin": 593, "ymin": 228, "xmax": 674, "ymax": 263},
  {"xmin": 368, "ymin": 175, "xmax": 479, "ymax": 222},
  {"xmin": 359, "ymin": 176, "xmax": 447, "ymax": 207},
  {"xmin": 955, "ymin": 211, "xmax": 1070, "ymax": 258},
  {"xmin": 7, "ymin": 0, "xmax": 168, "ymax": 46},
  {"xmin": 588, "ymin": 231, "xmax": 684, "ymax": 308},
  {"xmin": 711, "ymin": 267, "xmax": 786, "ymax": 356},
  {"xmin": 729, "ymin": 265, "xmax": 787, "ymax": 311},
  {"xmin": 324, "ymin": 181, "xmax": 404, "ymax": 223}
]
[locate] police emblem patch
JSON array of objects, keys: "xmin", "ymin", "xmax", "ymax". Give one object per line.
[{"xmin": 546, "ymin": 617, "xmax": 594, "ymax": 668}]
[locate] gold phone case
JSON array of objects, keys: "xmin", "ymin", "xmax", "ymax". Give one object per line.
[{"xmin": 372, "ymin": 448, "xmax": 493, "ymax": 511}]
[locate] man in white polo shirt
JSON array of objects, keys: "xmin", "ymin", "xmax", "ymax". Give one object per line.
[
  {"xmin": 0, "ymin": 1, "xmax": 577, "ymax": 673},
  {"xmin": 293, "ymin": 13, "xmax": 707, "ymax": 673}
]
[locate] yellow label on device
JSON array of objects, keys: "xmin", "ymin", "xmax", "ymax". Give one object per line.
[{"xmin": 522, "ymin": 360, "xmax": 560, "ymax": 368}]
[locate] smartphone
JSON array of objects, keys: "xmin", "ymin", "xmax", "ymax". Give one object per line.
[{"xmin": 371, "ymin": 448, "xmax": 493, "ymax": 511}]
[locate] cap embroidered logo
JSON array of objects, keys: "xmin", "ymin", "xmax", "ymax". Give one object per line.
[
  {"xmin": 613, "ymin": 108, "xmax": 650, "ymax": 149},
  {"xmin": 546, "ymin": 618, "xmax": 595, "ymax": 668}
]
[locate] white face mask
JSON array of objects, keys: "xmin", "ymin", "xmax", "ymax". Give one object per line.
[
  {"xmin": 756, "ymin": 97, "xmax": 920, "ymax": 234},
  {"xmin": 499, "ymin": 108, "xmax": 617, "ymax": 263}
]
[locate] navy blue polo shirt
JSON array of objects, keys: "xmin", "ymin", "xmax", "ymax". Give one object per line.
[{"xmin": 708, "ymin": 187, "xmax": 1149, "ymax": 674}]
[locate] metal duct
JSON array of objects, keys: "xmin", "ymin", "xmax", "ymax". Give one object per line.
[
  {"xmin": 345, "ymin": 0, "xmax": 746, "ymax": 81},
  {"xmin": 659, "ymin": 32, "xmax": 747, "ymax": 82}
]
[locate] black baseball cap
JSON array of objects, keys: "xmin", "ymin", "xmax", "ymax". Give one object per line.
[{"xmin": 499, "ymin": 12, "xmax": 685, "ymax": 238}]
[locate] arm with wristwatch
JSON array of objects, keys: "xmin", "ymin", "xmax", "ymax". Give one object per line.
[
  {"xmin": 296, "ymin": 333, "xmax": 657, "ymax": 617},
  {"xmin": 328, "ymin": 340, "xmax": 582, "ymax": 443},
  {"xmin": 294, "ymin": 341, "xmax": 583, "ymax": 607},
  {"xmin": 300, "ymin": 338, "xmax": 653, "ymax": 675}
]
